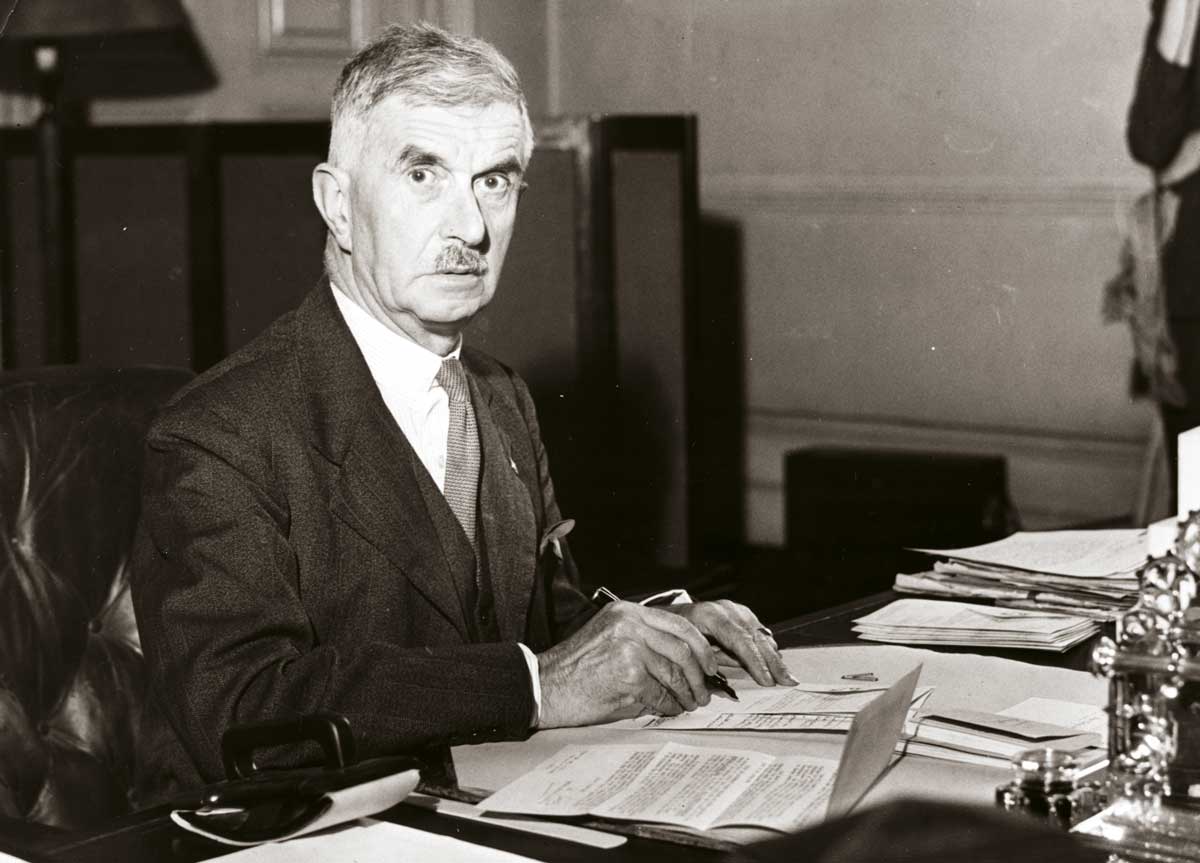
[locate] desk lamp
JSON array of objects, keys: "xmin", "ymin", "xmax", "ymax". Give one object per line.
[{"xmin": 0, "ymin": 0, "xmax": 215, "ymax": 365}]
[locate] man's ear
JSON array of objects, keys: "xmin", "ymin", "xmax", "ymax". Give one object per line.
[{"xmin": 312, "ymin": 163, "xmax": 352, "ymax": 253}]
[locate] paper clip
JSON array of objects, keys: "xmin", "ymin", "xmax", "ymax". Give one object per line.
[{"xmin": 841, "ymin": 672, "xmax": 878, "ymax": 682}]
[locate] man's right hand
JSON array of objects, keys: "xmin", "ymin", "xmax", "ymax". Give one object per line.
[{"xmin": 536, "ymin": 601, "xmax": 719, "ymax": 728}]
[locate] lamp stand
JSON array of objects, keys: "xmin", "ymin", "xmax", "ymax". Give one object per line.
[{"xmin": 33, "ymin": 45, "xmax": 78, "ymax": 365}]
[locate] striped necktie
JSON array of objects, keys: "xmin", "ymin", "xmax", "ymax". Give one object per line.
[{"xmin": 436, "ymin": 357, "xmax": 480, "ymax": 545}]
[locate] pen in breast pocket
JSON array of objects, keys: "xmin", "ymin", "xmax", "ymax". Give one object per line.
[{"xmin": 590, "ymin": 586, "xmax": 739, "ymax": 701}]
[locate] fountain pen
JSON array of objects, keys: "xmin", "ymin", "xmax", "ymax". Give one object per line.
[{"xmin": 591, "ymin": 585, "xmax": 739, "ymax": 701}]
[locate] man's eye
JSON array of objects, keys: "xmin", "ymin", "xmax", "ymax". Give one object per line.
[
  {"xmin": 409, "ymin": 168, "xmax": 429, "ymax": 183},
  {"xmin": 476, "ymin": 174, "xmax": 513, "ymax": 197}
]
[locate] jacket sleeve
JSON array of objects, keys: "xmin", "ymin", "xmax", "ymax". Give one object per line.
[
  {"xmin": 1129, "ymin": 0, "xmax": 1199, "ymax": 170},
  {"xmin": 131, "ymin": 400, "xmax": 535, "ymax": 783}
]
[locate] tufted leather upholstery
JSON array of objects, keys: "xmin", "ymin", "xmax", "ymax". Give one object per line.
[{"xmin": 0, "ymin": 365, "xmax": 191, "ymax": 829}]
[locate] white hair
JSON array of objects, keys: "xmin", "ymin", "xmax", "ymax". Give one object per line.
[{"xmin": 327, "ymin": 21, "xmax": 534, "ymax": 171}]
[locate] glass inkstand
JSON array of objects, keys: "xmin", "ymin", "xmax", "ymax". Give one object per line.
[
  {"xmin": 1071, "ymin": 517, "xmax": 1200, "ymax": 861},
  {"xmin": 996, "ymin": 747, "xmax": 1101, "ymax": 829}
]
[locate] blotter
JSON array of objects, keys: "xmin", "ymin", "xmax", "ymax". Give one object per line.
[{"xmin": 478, "ymin": 665, "xmax": 921, "ymax": 833}]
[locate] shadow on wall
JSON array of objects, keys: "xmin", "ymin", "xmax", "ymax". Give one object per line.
[
  {"xmin": 528, "ymin": 213, "xmax": 747, "ymax": 596},
  {"xmin": 691, "ymin": 213, "xmax": 746, "ymax": 579},
  {"xmin": 527, "ymin": 364, "xmax": 669, "ymax": 596}
]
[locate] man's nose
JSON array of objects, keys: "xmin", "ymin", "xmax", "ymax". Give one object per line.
[{"xmin": 440, "ymin": 179, "xmax": 487, "ymax": 247}]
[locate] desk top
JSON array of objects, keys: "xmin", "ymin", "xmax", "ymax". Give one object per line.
[{"xmin": 15, "ymin": 593, "xmax": 1107, "ymax": 863}]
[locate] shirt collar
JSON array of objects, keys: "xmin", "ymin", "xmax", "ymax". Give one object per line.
[{"xmin": 330, "ymin": 283, "xmax": 461, "ymax": 398}]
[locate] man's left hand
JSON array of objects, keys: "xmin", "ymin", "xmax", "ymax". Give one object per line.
[{"xmin": 666, "ymin": 600, "xmax": 798, "ymax": 687}]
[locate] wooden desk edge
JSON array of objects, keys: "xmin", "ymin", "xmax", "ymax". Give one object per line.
[{"xmin": 419, "ymin": 782, "xmax": 742, "ymax": 853}]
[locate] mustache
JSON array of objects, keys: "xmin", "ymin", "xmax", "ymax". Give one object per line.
[{"xmin": 434, "ymin": 245, "xmax": 488, "ymax": 276}]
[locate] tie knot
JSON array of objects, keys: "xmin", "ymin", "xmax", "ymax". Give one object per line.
[{"xmin": 437, "ymin": 358, "xmax": 470, "ymax": 404}]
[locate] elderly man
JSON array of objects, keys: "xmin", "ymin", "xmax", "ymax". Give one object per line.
[{"xmin": 132, "ymin": 22, "xmax": 793, "ymax": 797}]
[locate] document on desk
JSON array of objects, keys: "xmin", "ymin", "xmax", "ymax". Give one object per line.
[
  {"xmin": 635, "ymin": 712, "xmax": 856, "ymax": 732},
  {"xmin": 758, "ymin": 645, "xmax": 1111, "ymax": 771},
  {"xmin": 481, "ymin": 742, "xmax": 837, "ymax": 831},
  {"xmin": 998, "ymin": 696, "xmax": 1108, "ymax": 737},
  {"xmin": 453, "ymin": 646, "xmax": 1108, "ymax": 830},
  {"xmin": 479, "ymin": 665, "xmax": 921, "ymax": 832},
  {"xmin": 906, "ymin": 703, "xmax": 1106, "ymax": 770},
  {"xmin": 911, "ymin": 529, "xmax": 1146, "ymax": 578},
  {"xmin": 615, "ymin": 681, "xmax": 932, "ymax": 731},
  {"xmin": 714, "ymin": 684, "xmax": 893, "ymax": 713}
]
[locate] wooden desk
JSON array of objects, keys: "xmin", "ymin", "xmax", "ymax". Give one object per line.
[{"xmin": 11, "ymin": 593, "xmax": 1106, "ymax": 863}]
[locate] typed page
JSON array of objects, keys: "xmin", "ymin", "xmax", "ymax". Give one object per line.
[{"xmin": 481, "ymin": 742, "xmax": 838, "ymax": 832}]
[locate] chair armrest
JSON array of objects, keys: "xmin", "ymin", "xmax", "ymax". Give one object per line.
[{"xmin": 221, "ymin": 712, "xmax": 356, "ymax": 780}]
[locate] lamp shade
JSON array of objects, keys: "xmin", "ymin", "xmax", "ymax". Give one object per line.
[
  {"xmin": 0, "ymin": 0, "xmax": 216, "ymax": 99},
  {"xmin": 2, "ymin": 0, "xmax": 191, "ymax": 39}
]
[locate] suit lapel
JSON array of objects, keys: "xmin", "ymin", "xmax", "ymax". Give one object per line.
[
  {"xmin": 295, "ymin": 285, "xmax": 468, "ymax": 640},
  {"xmin": 468, "ymin": 365, "xmax": 538, "ymax": 643},
  {"xmin": 331, "ymin": 403, "xmax": 469, "ymax": 640}
]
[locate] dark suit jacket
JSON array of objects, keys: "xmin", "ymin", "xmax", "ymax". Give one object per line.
[{"xmin": 131, "ymin": 284, "xmax": 596, "ymax": 794}]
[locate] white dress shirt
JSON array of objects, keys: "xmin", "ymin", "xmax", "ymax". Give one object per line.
[{"xmin": 331, "ymin": 285, "xmax": 544, "ymax": 723}]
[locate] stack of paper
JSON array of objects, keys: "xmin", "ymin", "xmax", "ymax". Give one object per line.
[
  {"xmin": 895, "ymin": 530, "xmax": 1144, "ymax": 620},
  {"xmin": 852, "ymin": 597, "xmax": 1099, "ymax": 651}
]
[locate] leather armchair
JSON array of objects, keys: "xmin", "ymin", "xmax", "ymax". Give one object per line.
[{"xmin": 0, "ymin": 365, "xmax": 191, "ymax": 829}]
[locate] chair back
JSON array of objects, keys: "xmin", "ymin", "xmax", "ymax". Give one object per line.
[{"xmin": 0, "ymin": 365, "xmax": 191, "ymax": 828}]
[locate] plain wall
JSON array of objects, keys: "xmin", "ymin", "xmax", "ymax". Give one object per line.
[{"xmin": 545, "ymin": 0, "xmax": 1156, "ymax": 536}]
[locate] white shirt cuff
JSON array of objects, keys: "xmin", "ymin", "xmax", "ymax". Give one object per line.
[
  {"xmin": 518, "ymin": 642, "xmax": 542, "ymax": 728},
  {"xmin": 639, "ymin": 588, "xmax": 694, "ymax": 607}
]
